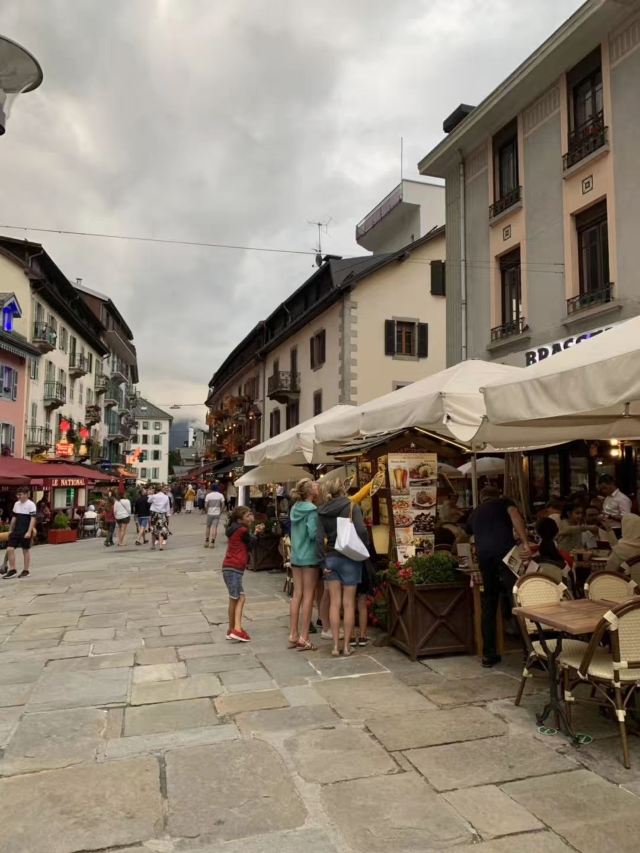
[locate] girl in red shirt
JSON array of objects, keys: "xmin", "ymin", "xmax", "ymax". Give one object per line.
[{"xmin": 222, "ymin": 507, "xmax": 264, "ymax": 641}]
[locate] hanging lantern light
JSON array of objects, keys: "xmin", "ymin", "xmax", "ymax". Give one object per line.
[
  {"xmin": 59, "ymin": 418, "xmax": 71, "ymax": 434},
  {"xmin": 78, "ymin": 426, "xmax": 90, "ymax": 440}
]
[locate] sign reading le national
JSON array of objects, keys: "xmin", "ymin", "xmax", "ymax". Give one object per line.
[
  {"xmin": 524, "ymin": 324, "xmax": 612, "ymax": 365},
  {"xmin": 49, "ymin": 478, "xmax": 85, "ymax": 488}
]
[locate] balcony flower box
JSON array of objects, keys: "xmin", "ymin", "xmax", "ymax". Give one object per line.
[{"xmin": 386, "ymin": 553, "xmax": 473, "ymax": 660}]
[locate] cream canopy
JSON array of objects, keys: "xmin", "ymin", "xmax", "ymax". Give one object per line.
[{"xmin": 234, "ymin": 463, "xmax": 306, "ymax": 487}]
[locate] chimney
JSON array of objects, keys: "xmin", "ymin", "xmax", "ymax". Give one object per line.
[{"xmin": 443, "ymin": 104, "xmax": 475, "ymax": 134}]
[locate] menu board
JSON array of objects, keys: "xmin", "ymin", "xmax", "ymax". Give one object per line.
[{"xmin": 387, "ymin": 452, "xmax": 438, "ymax": 564}]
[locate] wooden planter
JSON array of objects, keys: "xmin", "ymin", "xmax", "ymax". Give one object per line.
[
  {"xmin": 248, "ymin": 534, "xmax": 284, "ymax": 571},
  {"xmin": 47, "ymin": 528, "xmax": 78, "ymax": 545},
  {"xmin": 386, "ymin": 578, "xmax": 473, "ymax": 660}
]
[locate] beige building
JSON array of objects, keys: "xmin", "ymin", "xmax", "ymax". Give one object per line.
[
  {"xmin": 418, "ymin": 0, "xmax": 640, "ymax": 369},
  {"xmin": 206, "ymin": 227, "xmax": 446, "ymax": 455}
]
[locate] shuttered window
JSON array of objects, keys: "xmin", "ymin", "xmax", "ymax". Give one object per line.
[
  {"xmin": 310, "ymin": 330, "xmax": 326, "ymax": 369},
  {"xmin": 269, "ymin": 409, "xmax": 281, "ymax": 437},
  {"xmin": 430, "ymin": 261, "xmax": 446, "ymax": 296},
  {"xmin": 384, "ymin": 320, "xmax": 428, "ymax": 358},
  {"xmin": 0, "ymin": 365, "xmax": 18, "ymax": 400}
]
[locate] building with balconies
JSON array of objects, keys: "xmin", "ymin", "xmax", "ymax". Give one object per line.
[
  {"xmin": 129, "ymin": 398, "xmax": 172, "ymax": 484},
  {"xmin": 418, "ymin": 0, "xmax": 640, "ymax": 369},
  {"xmin": 355, "ymin": 179, "xmax": 445, "ymax": 253},
  {"xmin": 0, "ymin": 237, "xmax": 109, "ymax": 458},
  {"xmin": 0, "ymin": 293, "xmax": 40, "ymax": 457}
]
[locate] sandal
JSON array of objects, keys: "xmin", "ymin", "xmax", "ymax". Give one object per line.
[
  {"xmin": 342, "ymin": 646, "xmax": 353, "ymax": 657},
  {"xmin": 287, "ymin": 638, "xmax": 299, "ymax": 649},
  {"xmin": 331, "ymin": 648, "xmax": 341, "ymax": 657},
  {"xmin": 296, "ymin": 640, "xmax": 317, "ymax": 652}
]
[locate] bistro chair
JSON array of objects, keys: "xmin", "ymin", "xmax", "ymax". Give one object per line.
[
  {"xmin": 584, "ymin": 571, "xmax": 638, "ymax": 604},
  {"xmin": 512, "ymin": 573, "xmax": 586, "ymax": 706},
  {"xmin": 559, "ymin": 598, "xmax": 640, "ymax": 768},
  {"xmin": 80, "ymin": 517, "xmax": 98, "ymax": 539}
]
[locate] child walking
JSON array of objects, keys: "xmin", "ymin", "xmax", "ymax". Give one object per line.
[{"xmin": 222, "ymin": 507, "xmax": 264, "ymax": 642}]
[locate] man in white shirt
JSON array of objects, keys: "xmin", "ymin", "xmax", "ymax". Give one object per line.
[
  {"xmin": 3, "ymin": 487, "xmax": 37, "ymax": 579},
  {"xmin": 204, "ymin": 484, "xmax": 226, "ymax": 548},
  {"xmin": 599, "ymin": 474, "xmax": 632, "ymax": 539}
]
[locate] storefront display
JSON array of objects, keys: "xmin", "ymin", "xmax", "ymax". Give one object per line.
[{"xmin": 387, "ymin": 452, "xmax": 438, "ymax": 564}]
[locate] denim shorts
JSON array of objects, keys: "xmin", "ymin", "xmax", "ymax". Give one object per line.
[
  {"xmin": 222, "ymin": 568, "xmax": 245, "ymax": 599},
  {"xmin": 206, "ymin": 515, "xmax": 221, "ymax": 530},
  {"xmin": 323, "ymin": 553, "xmax": 362, "ymax": 587},
  {"xmin": 137, "ymin": 516, "xmax": 150, "ymax": 529}
]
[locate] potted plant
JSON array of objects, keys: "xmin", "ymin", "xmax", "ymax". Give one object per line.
[
  {"xmin": 47, "ymin": 512, "xmax": 78, "ymax": 545},
  {"xmin": 385, "ymin": 551, "xmax": 473, "ymax": 660}
]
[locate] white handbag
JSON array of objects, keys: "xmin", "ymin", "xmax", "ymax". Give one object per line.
[{"xmin": 335, "ymin": 503, "xmax": 369, "ymax": 562}]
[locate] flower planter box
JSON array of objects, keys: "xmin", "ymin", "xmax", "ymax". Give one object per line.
[
  {"xmin": 47, "ymin": 528, "xmax": 78, "ymax": 545},
  {"xmin": 386, "ymin": 578, "xmax": 473, "ymax": 660},
  {"xmin": 248, "ymin": 533, "xmax": 284, "ymax": 572}
]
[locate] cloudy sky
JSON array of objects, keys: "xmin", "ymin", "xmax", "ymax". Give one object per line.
[{"xmin": 1, "ymin": 0, "xmax": 583, "ymax": 423}]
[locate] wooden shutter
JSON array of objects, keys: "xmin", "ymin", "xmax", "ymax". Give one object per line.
[
  {"xmin": 319, "ymin": 330, "xmax": 326, "ymax": 365},
  {"xmin": 11, "ymin": 369, "xmax": 18, "ymax": 401},
  {"xmin": 430, "ymin": 261, "xmax": 446, "ymax": 296},
  {"xmin": 310, "ymin": 336, "xmax": 316, "ymax": 370},
  {"xmin": 384, "ymin": 320, "xmax": 396, "ymax": 356},
  {"xmin": 417, "ymin": 323, "xmax": 429, "ymax": 358}
]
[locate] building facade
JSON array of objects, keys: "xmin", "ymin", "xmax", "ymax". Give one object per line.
[
  {"xmin": 0, "ymin": 237, "xmax": 139, "ymax": 464},
  {"xmin": 129, "ymin": 398, "xmax": 172, "ymax": 484},
  {"xmin": 418, "ymin": 0, "xmax": 640, "ymax": 371},
  {"xmin": 206, "ymin": 228, "xmax": 446, "ymax": 456}
]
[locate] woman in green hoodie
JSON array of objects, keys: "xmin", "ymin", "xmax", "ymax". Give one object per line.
[{"xmin": 288, "ymin": 478, "xmax": 320, "ymax": 651}]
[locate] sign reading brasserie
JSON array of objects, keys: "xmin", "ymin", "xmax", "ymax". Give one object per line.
[{"xmin": 524, "ymin": 324, "xmax": 613, "ymax": 365}]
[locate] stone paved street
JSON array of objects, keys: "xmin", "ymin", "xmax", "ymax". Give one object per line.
[{"xmin": 0, "ymin": 512, "xmax": 639, "ymax": 852}]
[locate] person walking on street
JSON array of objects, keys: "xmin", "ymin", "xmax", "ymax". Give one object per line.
[
  {"xmin": 113, "ymin": 494, "xmax": 132, "ymax": 546},
  {"xmin": 103, "ymin": 497, "xmax": 116, "ymax": 547},
  {"xmin": 172, "ymin": 484, "xmax": 184, "ymax": 513},
  {"xmin": 134, "ymin": 488, "xmax": 151, "ymax": 545},
  {"xmin": 148, "ymin": 486, "xmax": 171, "ymax": 550},
  {"xmin": 184, "ymin": 484, "xmax": 196, "ymax": 513},
  {"xmin": 599, "ymin": 474, "xmax": 632, "ymax": 539},
  {"xmin": 317, "ymin": 480, "xmax": 369, "ymax": 658},
  {"xmin": 204, "ymin": 484, "xmax": 226, "ymax": 548},
  {"xmin": 222, "ymin": 507, "xmax": 265, "ymax": 642},
  {"xmin": 197, "ymin": 486, "xmax": 206, "ymax": 513},
  {"xmin": 467, "ymin": 486, "xmax": 531, "ymax": 667},
  {"xmin": 226, "ymin": 480, "xmax": 237, "ymax": 511},
  {"xmin": 288, "ymin": 479, "xmax": 320, "ymax": 652},
  {"xmin": 2, "ymin": 487, "xmax": 37, "ymax": 579}
]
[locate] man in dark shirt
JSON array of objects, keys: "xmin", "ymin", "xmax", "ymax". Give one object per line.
[
  {"xmin": 467, "ymin": 486, "xmax": 531, "ymax": 667},
  {"xmin": 134, "ymin": 488, "xmax": 151, "ymax": 546}
]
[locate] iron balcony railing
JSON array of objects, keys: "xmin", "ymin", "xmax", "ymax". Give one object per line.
[
  {"xmin": 267, "ymin": 370, "xmax": 300, "ymax": 397},
  {"xmin": 567, "ymin": 283, "xmax": 614, "ymax": 315},
  {"xmin": 95, "ymin": 372, "xmax": 108, "ymax": 393},
  {"xmin": 85, "ymin": 404, "xmax": 101, "ymax": 425},
  {"xmin": 26, "ymin": 426, "xmax": 52, "ymax": 447},
  {"xmin": 490, "ymin": 316, "xmax": 528, "ymax": 342},
  {"xmin": 355, "ymin": 183, "xmax": 403, "ymax": 240},
  {"xmin": 489, "ymin": 185, "xmax": 522, "ymax": 219},
  {"xmin": 32, "ymin": 321, "xmax": 57, "ymax": 348},
  {"xmin": 563, "ymin": 112, "xmax": 607, "ymax": 170},
  {"xmin": 69, "ymin": 353, "xmax": 89, "ymax": 375},
  {"xmin": 43, "ymin": 380, "xmax": 66, "ymax": 405}
]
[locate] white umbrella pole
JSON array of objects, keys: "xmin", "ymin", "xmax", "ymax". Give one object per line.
[{"xmin": 471, "ymin": 453, "xmax": 479, "ymax": 508}]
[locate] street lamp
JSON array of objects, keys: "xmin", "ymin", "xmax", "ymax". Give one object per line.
[{"xmin": 0, "ymin": 35, "xmax": 43, "ymax": 135}]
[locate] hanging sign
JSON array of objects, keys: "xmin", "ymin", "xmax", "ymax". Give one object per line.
[{"xmin": 55, "ymin": 442, "xmax": 75, "ymax": 459}]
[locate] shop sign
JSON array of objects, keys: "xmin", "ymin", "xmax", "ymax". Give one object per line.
[
  {"xmin": 524, "ymin": 324, "xmax": 614, "ymax": 366},
  {"xmin": 55, "ymin": 441, "xmax": 75, "ymax": 458},
  {"xmin": 387, "ymin": 452, "xmax": 437, "ymax": 564},
  {"xmin": 49, "ymin": 477, "xmax": 85, "ymax": 488}
]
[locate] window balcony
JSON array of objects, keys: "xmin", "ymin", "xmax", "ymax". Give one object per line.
[
  {"xmin": 69, "ymin": 353, "xmax": 89, "ymax": 378},
  {"xmin": 490, "ymin": 316, "xmax": 528, "ymax": 343},
  {"xmin": 26, "ymin": 426, "xmax": 52, "ymax": 449},
  {"xmin": 43, "ymin": 381, "xmax": 66, "ymax": 408},
  {"xmin": 489, "ymin": 186, "xmax": 522, "ymax": 220},
  {"xmin": 111, "ymin": 357, "xmax": 129, "ymax": 384},
  {"xmin": 356, "ymin": 184, "xmax": 403, "ymax": 241},
  {"xmin": 94, "ymin": 372, "xmax": 108, "ymax": 394},
  {"xmin": 104, "ymin": 382, "xmax": 120, "ymax": 409},
  {"xmin": 32, "ymin": 321, "xmax": 57, "ymax": 353},
  {"xmin": 563, "ymin": 112, "xmax": 607, "ymax": 171},
  {"xmin": 85, "ymin": 403, "xmax": 101, "ymax": 426},
  {"xmin": 566, "ymin": 283, "xmax": 614, "ymax": 316},
  {"xmin": 267, "ymin": 370, "xmax": 300, "ymax": 404}
]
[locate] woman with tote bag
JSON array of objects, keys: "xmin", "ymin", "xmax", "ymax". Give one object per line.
[{"xmin": 317, "ymin": 480, "xmax": 369, "ymax": 658}]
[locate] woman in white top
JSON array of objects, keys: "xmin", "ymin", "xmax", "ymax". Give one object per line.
[{"xmin": 113, "ymin": 495, "xmax": 132, "ymax": 546}]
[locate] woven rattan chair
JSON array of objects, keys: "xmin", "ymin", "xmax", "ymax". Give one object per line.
[
  {"xmin": 584, "ymin": 571, "xmax": 638, "ymax": 603},
  {"xmin": 512, "ymin": 573, "xmax": 586, "ymax": 706},
  {"xmin": 559, "ymin": 598, "xmax": 640, "ymax": 768}
]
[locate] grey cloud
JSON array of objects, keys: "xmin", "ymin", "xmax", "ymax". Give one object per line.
[{"xmin": 1, "ymin": 0, "xmax": 583, "ymax": 421}]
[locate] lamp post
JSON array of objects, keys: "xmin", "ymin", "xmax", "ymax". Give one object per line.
[{"xmin": 0, "ymin": 35, "xmax": 43, "ymax": 135}]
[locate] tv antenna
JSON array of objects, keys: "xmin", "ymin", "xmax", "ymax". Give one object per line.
[{"xmin": 308, "ymin": 218, "xmax": 332, "ymax": 267}]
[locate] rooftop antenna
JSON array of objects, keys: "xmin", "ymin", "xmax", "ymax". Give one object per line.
[
  {"xmin": 308, "ymin": 218, "xmax": 332, "ymax": 267},
  {"xmin": 400, "ymin": 136, "xmax": 404, "ymax": 181}
]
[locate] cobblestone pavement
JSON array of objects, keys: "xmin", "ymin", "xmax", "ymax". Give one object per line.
[{"xmin": 0, "ymin": 512, "xmax": 639, "ymax": 853}]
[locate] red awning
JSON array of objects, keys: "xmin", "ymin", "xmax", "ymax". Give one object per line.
[{"xmin": 0, "ymin": 458, "xmax": 116, "ymax": 482}]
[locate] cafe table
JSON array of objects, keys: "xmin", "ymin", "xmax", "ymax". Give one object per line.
[{"xmin": 512, "ymin": 599, "xmax": 614, "ymax": 743}]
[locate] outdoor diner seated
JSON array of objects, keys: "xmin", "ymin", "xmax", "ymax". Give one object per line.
[
  {"xmin": 605, "ymin": 513, "xmax": 640, "ymax": 582},
  {"xmin": 556, "ymin": 503, "xmax": 599, "ymax": 552}
]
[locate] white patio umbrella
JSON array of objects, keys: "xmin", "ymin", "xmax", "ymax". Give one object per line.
[
  {"xmin": 482, "ymin": 316, "xmax": 640, "ymax": 437},
  {"xmin": 234, "ymin": 463, "xmax": 305, "ymax": 487},
  {"xmin": 458, "ymin": 456, "xmax": 505, "ymax": 476},
  {"xmin": 244, "ymin": 405, "xmax": 355, "ymax": 466},
  {"xmin": 438, "ymin": 462, "xmax": 465, "ymax": 478}
]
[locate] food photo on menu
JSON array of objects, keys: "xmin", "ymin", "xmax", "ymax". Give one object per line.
[
  {"xmin": 412, "ymin": 510, "xmax": 436, "ymax": 534},
  {"xmin": 411, "ymin": 487, "xmax": 436, "ymax": 509}
]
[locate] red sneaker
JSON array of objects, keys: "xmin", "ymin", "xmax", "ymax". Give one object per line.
[
  {"xmin": 229, "ymin": 629, "xmax": 250, "ymax": 642},
  {"xmin": 226, "ymin": 630, "xmax": 234, "ymax": 640}
]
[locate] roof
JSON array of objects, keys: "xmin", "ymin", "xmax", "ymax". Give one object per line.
[
  {"xmin": 418, "ymin": 0, "xmax": 625, "ymax": 177},
  {"xmin": 0, "ymin": 328, "xmax": 42, "ymax": 359},
  {"xmin": 342, "ymin": 227, "xmax": 445, "ymax": 286},
  {"xmin": 131, "ymin": 397, "xmax": 173, "ymax": 422},
  {"xmin": 74, "ymin": 281, "xmax": 134, "ymax": 340},
  {"xmin": 0, "ymin": 458, "xmax": 116, "ymax": 481}
]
